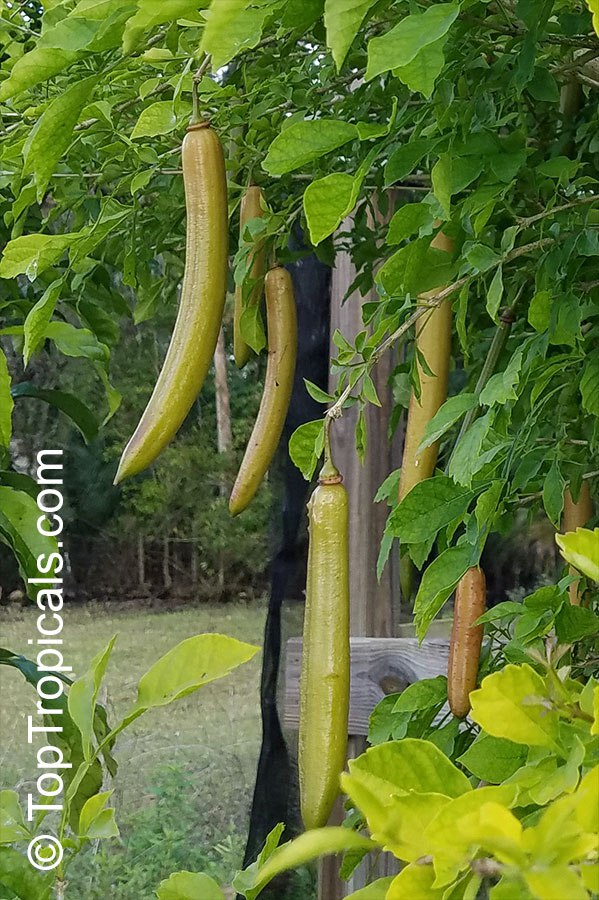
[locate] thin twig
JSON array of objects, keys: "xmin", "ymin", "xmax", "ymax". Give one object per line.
[{"xmin": 516, "ymin": 194, "xmax": 598, "ymax": 227}]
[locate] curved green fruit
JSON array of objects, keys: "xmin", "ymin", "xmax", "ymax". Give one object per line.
[
  {"xmin": 299, "ymin": 467, "xmax": 350, "ymax": 830},
  {"xmin": 115, "ymin": 123, "xmax": 228, "ymax": 484},
  {"xmin": 229, "ymin": 266, "xmax": 297, "ymax": 515},
  {"xmin": 234, "ymin": 185, "xmax": 266, "ymax": 369}
]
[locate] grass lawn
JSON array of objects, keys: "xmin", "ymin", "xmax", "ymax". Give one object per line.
[{"xmin": 0, "ymin": 599, "xmax": 313, "ymax": 898}]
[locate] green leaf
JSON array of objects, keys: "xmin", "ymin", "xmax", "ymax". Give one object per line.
[
  {"xmin": 78, "ymin": 790, "xmax": 119, "ymax": 839},
  {"xmin": 556, "ymin": 528, "xmax": 599, "ymax": 582},
  {"xmin": 23, "ymin": 77, "xmax": 97, "ymax": 202},
  {"xmin": 324, "ymin": 0, "xmax": 376, "ymax": 69},
  {"xmin": 131, "ymin": 101, "xmax": 177, "ymax": 139},
  {"xmin": 122, "ymin": 634, "xmax": 258, "ymax": 725},
  {"xmin": 304, "ymin": 173, "xmax": 359, "ymax": 245},
  {"xmin": 542, "ymin": 459, "xmax": 565, "ymax": 527},
  {"xmin": 465, "ymin": 242, "xmax": 502, "ymax": 273},
  {"xmin": 387, "ymin": 476, "xmax": 474, "ymax": 544},
  {"xmin": 580, "ymin": 356, "xmax": 599, "ymax": 417},
  {"xmin": 387, "ymin": 203, "xmax": 434, "ymax": 245},
  {"xmin": 0, "ymin": 233, "xmax": 74, "ymax": 281},
  {"xmin": 525, "ymin": 867, "xmax": 588, "ymax": 900},
  {"xmin": 0, "ymin": 846, "xmax": 52, "ymax": 900},
  {"xmin": 288, "ymin": 419, "xmax": 325, "ymax": 481},
  {"xmin": 68, "ymin": 637, "xmax": 116, "ymax": 759},
  {"xmin": 431, "ymin": 155, "xmax": 452, "ymax": 218},
  {"xmin": 486, "ymin": 266, "xmax": 503, "ymax": 321},
  {"xmin": 239, "ymin": 304, "xmax": 266, "ymax": 356},
  {"xmin": 156, "ymin": 871, "xmax": 225, "ymax": 900},
  {"xmin": 414, "ymin": 544, "xmax": 476, "ymax": 639},
  {"xmin": 304, "ymin": 380, "xmax": 334, "ymax": 404},
  {"xmin": 458, "ymin": 734, "xmax": 527, "ymax": 783},
  {"xmin": 349, "ymin": 738, "xmax": 471, "ymax": 798},
  {"xmin": 263, "ymin": 120, "xmax": 358, "ymax": 176},
  {"xmin": 200, "ymin": 0, "xmax": 271, "ymax": 69},
  {"xmin": 122, "ymin": 0, "xmax": 208, "ymax": 54},
  {"xmin": 0, "ymin": 349, "xmax": 13, "ymax": 451},
  {"xmin": 479, "ymin": 347, "xmax": 524, "ymax": 407},
  {"xmin": 447, "ymin": 412, "xmax": 494, "ymax": 487},
  {"xmin": 11, "ymin": 383, "xmax": 99, "ymax": 444},
  {"xmin": 23, "ymin": 280, "xmax": 64, "ymax": 366},
  {"xmin": 237, "ymin": 828, "xmax": 375, "ymax": 898},
  {"xmin": 345, "ymin": 878, "xmax": 395, "ymax": 899},
  {"xmin": 387, "ymin": 864, "xmax": 443, "ymax": 899},
  {"xmin": 556, "ymin": 603, "xmax": 599, "ymax": 642},
  {"xmin": 384, "ymin": 138, "xmax": 437, "ymax": 185},
  {"xmin": 470, "ymin": 664, "xmax": 560, "ymax": 748},
  {"xmin": 365, "ymin": 4, "xmax": 460, "ymax": 81},
  {"xmin": 393, "ymin": 36, "xmax": 447, "ymax": 98},
  {"xmin": 418, "ymin": 394, "xmax": 477, "ymax": 450},
  {"xmin": 0, "ymin": 792, "xmax": 28, "ymax": 844},
  {"xmin": 0, "ymin": 48, "xmax": 78, "ymax": 101},
  {"xmin": 45, "ymin": 322, "xmax": 108, "ymax": 363},
  {"xmin": 0, "ymin": 487, "xmax": 59, "ymax": 599}
]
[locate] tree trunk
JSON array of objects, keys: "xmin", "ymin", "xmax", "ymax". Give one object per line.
[
  {"xmin": 214, "ymin": 326, "xmax": 233, "ymax": 456},
  {"xmin": 213, "ymin": 326, "xmax": 232, "ymax": 592}
]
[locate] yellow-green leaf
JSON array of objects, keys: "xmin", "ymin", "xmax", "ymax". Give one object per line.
[
  {"xmin": 585, "ymin": 0, "xmax": 599, "ymax": 36},
  {"xmin": 524, "ymin": 865, "xmax": 588, "ymax": 900},
  {"xmin": 556, "ymin": 527, "xmax": 599, "ymax": 582},
  {"xmin": 387, "ymin": 864, "xmax": 444, "ymax": 899},
  {"xmin": 156, "ymin": 871, "xmax": 225, "ymax": 899},
  {"xmin": 470, "ymin": 664, "xmax": 560, "ymax": 749}
]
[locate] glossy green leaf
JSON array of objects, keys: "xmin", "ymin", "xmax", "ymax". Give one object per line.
[
  {"xmin": 348, "ymin": 738, "xmax": 471, "ymax": 798},
  {"xmin": 458, "ymin": 734, "xmax": 527, "ymax": 783},
  {"xmin": 387, "ymin": 476, "xmax": 474, "ymax": 544},
  {"xmin": 344, "ymin": 878, "xmax": 395, "ymax": 899},
  {"xmin": 0, "ymin": 233, "xmax": 74, "ymax": 281},
  {"xmin": 580, "ymin": 355, "xmax": 599, "ymax": 417},
  {"xmin": 387, "ymin": 864, "xmax": 444, "ymax": 899},
  {"xmin": 0, "ymin": 487, "xmax": 59, "ymax": 598},
  {"xmin": 414, "ymin": 544, "xmax": 476, "ymax": 639},
  {"xmin": 122, "ymin": 634, "xmax": 258, "ymax": 725},
  {"xmin": 288, "ymin": 419, "xmax": 325, "ymax": 481},
  {"xmin": 23, "ymin": 77, "xmax": 97, "ymax": 201},
  {"xmin": 122, "ymin": 0, "xmax": 208, "ymax": 54},
  {"xmin": 10, "ymin": 383, "xmax": 99, "ymax": 444},
  {"xmin": 68, "ymin": 637, "xmax": 116, "ymax": 759},
  {"xmin": 418, "ymin": 394, "xmax": 477, "ymax": 450},
  {"xmin": 200, "ymin": 0, "xmax": 271, "ymax": 68},
  {"xmin": 556, "ymin": 528, "xmax": 599, "ymax": 582},
  {"xmin": 365, "ymin": 4, "xmax": 460, "ymax": 81},
  {"xmin": 470, "ymin": 664, "xmax": 560, "ymax": 748},
  {"xmin": 324, "ymin": 0, "xmax": 376, "ymax": 69},
  {"xmin": 0, "ymin": 48, "xmax": 78, "ymax": 101},
  {"xmin": 45, "ymin": 322, "xmax": 109, "ymax": 363},
  {"xmin": 0, "ymin": 792, "xmax": 28, "ymax": 844},
  {"xmin": 131, "ymin": 101, "xmax": 177, "ymax": 139},
  {"xmin": 78, "ymin": 790, "xmax": 119, "ymax": 839},
  {"xmin": 304, "ymin": 173, "xmax": 359, "ymax": 245},
  {"xmin": 23, "ymin": 280, "xmax": 63, "ymax": 366},
  {"xmin": 156, "ymin": 871, "xmax": 225, "ymax": 899},
  {"xmin": 263, "ymin": 120, "xmax": 358, "ymax": 175}
]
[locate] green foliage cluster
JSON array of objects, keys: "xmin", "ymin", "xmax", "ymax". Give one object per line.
[{"xmin": 0, "ymin": 633, "xmax": 258, "ymax": 898}]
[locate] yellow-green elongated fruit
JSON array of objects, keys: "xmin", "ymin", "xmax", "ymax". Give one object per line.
[
  {"xmin": 398, "ymin": 230, "xmax": 453, "ymax": 503},
  {"xmin": 563, "ymin": 481, "xmax": 594, "ymax": 605},
  {"xmin": 229, "ymin": 267, "xmax": 297, "ymax": 515},
  {"xmin": 299, "ymin": 465, "xmax": 350, "ymax": 830},
  {"xmin": 234, "ymin": 185, "xmax": 266, "ymax": 368},
  {"xmin": 115, "ymin": 123, "xmax": 228, "ymax": 484}
]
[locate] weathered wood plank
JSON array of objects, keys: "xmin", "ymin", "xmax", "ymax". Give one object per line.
[{"xmin": 284, "ymin": 636, "xmax": 450, "ymax": 737}]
